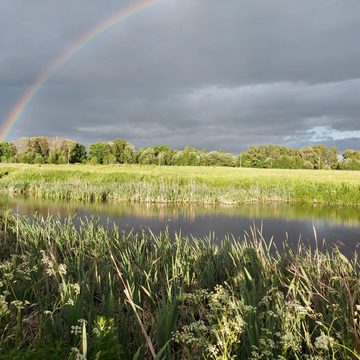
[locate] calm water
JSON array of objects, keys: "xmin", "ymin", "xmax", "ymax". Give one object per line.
[{"xmin": 1, "ymin": 196, "xmax": 360, "ymax": 255}]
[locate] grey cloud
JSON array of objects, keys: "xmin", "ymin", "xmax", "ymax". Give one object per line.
[{"xmin": 1, "ymin": 0, "xmax": 360, "ymax": 152}]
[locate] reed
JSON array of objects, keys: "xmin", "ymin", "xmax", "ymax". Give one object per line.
[
  {"xmin": 0, "ymin": 213, "xmax": 360, "ymax": 359},
  {"xmin": 1, "ymin": 163, "xmax": 360, "ymax": 205}
]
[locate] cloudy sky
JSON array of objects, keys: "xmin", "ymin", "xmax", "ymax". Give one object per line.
[{"xmin": 1, "ymin": 0, "xmax": 360, "ymax": 152}]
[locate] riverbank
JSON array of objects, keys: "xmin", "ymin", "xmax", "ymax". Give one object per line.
[
  {"xmin": 0, "ymin": 214, "xmax": 359, "ymax": 359},
  {"xmin": 0, "ymin": 163, "xmax": 360, "ymax": 205}
]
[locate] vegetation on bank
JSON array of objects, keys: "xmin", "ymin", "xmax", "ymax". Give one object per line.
[
  {"xmin": 1, "ymin": 136, "xmax": 360, "ymax": 170},
  {"xmin": 1, "ymin": 214, "xmax": 360, "ymax": 359},
  {"xmin": 0, "ymin": 164, "xmax": 360, "ymax": 206}
]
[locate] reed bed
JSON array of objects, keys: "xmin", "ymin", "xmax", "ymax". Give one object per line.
[
  {"xmin": 1, "ymin": 213, "xmax": 360, "ymax": 359},
  {"xmin": 1, "ymin": 164, "xmax": 360, "ymax": 205}
]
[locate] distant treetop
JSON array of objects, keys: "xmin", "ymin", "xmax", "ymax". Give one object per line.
[{"xmin": 0, "ymin": 137, "xmax": 359, "ymax": 170}]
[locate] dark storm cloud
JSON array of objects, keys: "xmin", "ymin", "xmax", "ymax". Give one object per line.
[{"xmin": 1, "ymin": 0, "xmax": 360, "ymax": 151}]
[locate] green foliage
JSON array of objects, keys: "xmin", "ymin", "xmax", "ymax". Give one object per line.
[
  {"xmin": 176, "ymin": 146, "xmax": 202, "ymax": 166},
  {"xmin": 205, "ymin": 151, "xmax": 234, "ymax": 167},
  {"xmin": 34, "ymin": 154, "xmax": 45, "ymax": 164},
  {"xmin": 15, "ymin": 138, "xmax": 42, "ymax": 164},
  {"xmin": 103, "ymin": 153, "xmax": 117, "ymax": 165},
  {"xmin": 138, "ymin": 147, "xmax": 157, "ymax": 164},
  {"xmin": 339, "ymin": 149, "xmax": 360, "ymax": 170},
  {"xmin": 66, "ymin": 142, "xmax": 87, "ymax": 164},
  {"xmin": 2, "ymin": 135, "xmax": 359, "ymax": 170},
  {"xmin": 0, "ymin": 141, "xmax": 17, "ymax": 163},
  {"xmin": 122, "ymin": 144, "xmax": 137, "ymax": 164},
  {"xmin": 237, "ymin": 144, "xmax": 339, "ymax": 170},
  {"xmin": 1, "ymin": 214, "xmax": 360, "ymax": 358},
  {"xmin": 299, "ymin": 145, "xmax": 339, "ymax": 170},
  {"xmin": 16, "ymin": 137, "xmax": 85, "ymax": 165},
  {"xmin": 110, "ymin": 138, "xmax": 128, "ymax": 164},
  {"xmin": 21, "ymin": 136, "xmax": 49, "ymax": 163},
  {"xmin": 88, "ymin": 142, "xmax": 112, "ymax": 164}
]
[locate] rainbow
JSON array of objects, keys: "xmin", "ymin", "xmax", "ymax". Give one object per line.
[{"xmin": 0, "ymin": 0, "xmax": 157, "ymax": 140}]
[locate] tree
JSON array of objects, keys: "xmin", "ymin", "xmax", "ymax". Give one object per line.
[
  {"xmin": 171, "ymin": 150, "xmax": 184, "ymax": 166},
  {"xmin": 138, "ymin": 147, "xmax": 156, "ymax": 165},
  {"xmin": 0, "ymin": 141, "xmax": 17, "ymax": 162},
  {"xmin": 16, "ymin": 137, "xmax": 50, "ymax": 164},
  {"xmin": 205, "ymin": 151, "xmax": 234, "ymax": 166},
  {"xmin": 299, "ymin": 145, "xmax": 338, "ymax": 170},
  {"xmin": 122, "ymin": 144, "xmax": 137, "ymax": 164},
  {"xmin": 171, "ymin": 147, "xmax": 206, "ymax": 166},
  {"xmin": 111, "ymin": 138, "xmax": 128, "ymax": 164},
  {"xmin": 34, "ymin": 154, "xmax": 45, "ymax": 164},
  {"xmin": 110, "ymin": 139, "xmax": 138, "ymax": 164},
  {"xmin": 61, "ymin": 141, "xmax": 86, "ymax": 164},
  {"xmin": 88, "ymin": 143, "xmax": 112, "ymax": 164},
  {"xmin": 153, "ymin": 145, "xmax": 173, "ymax": 165},
  {"xmin": 28, "ymin": 137, "xmax": 50, "ymax": 160},
  {"xmin": 103, "ymin": 153, "xmax": 117, "ymax": 165},
  {"xmin": 343, "ymin": 149, "xmax": 360, "ymax": 162},
  {"xmin": 47, "ymin": 138, "xmax": 86, "ymax": 164},
  {"xmin": 339, "ymin": 149, "xmax": 360, "ymax": 170}
]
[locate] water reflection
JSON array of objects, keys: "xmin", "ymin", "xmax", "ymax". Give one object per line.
[{"xmin": 1, "ymin": 196, "xmax": 360, "ymax": 255}]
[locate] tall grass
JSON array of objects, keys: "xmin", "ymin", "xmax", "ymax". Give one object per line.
[
  {"xmin": 1, "ymin": 213, "xmax": 360, "ymax": 359},
  {"xmin": 1, "ymin": 163, "xmax": 360, "ymax": 205}
]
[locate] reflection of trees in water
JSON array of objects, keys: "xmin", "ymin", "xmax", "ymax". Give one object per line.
[
  {"xmin": 2, "ymin": 197, "xmax": 199, "ymax": 223},
  {"xmin": 145, "ymin": 204, "xmax": 197, "ymax": 223},
  {"xmin": 1, "ymin": 196, "xmax": 360, "ymax": 227}
]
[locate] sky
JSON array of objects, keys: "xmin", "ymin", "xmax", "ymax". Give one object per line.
[{"xmin": 1, "ymin": 0, "xmax": 360, "ymax": 152}]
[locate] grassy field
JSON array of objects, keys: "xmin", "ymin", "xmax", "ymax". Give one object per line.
[
  {"xmin": 0, "ymin": 163, "xmax": 360, "ymax": 205},
  {"xmin": 1, "ymin": 214, "xmax": 360, "ymax": 359}
]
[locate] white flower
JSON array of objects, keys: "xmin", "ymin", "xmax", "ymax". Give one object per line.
[
  {"xmin": 66, "ymin": 299, "xmax": 75, "ymax": 306},
  {"xmin": 314, "ymin": 334, "xmax": 334, "ymax": 350},
  {"xmin": 72, "ymin": 283, "xmax": 81, "ymax": 295},
  {"xmin": 58, "ymin": 263, "xmax": 67, "ymax": 275}
]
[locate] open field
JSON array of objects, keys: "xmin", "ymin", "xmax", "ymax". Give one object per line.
[
  {"xmin": 1, "ymin": 214, "xmax": 360, "ymax": 359},
  {"xmin": 0, "ymin": 163, "xmax": 360, "ymax": 205}
]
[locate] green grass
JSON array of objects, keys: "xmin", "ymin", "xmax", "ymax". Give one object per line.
[
  {"xmin": 0, "ymin": 163, "xmax": 360, "ymax": 206},
  {"xmin": 1, "ymin": 213, "xmax": 360, "ymax": 359}
]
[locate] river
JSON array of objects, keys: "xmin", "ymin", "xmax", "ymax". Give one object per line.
[{"xmin": 1, "ymin": 196, "xmax": 360, "ymax": 256}]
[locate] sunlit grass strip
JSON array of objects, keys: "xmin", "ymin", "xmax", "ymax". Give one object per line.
[
  {"xmin": 1, "ymin": 163, "xmax": 360, "ymax": 206},
  {"xmin": 1, "ymin": 213, "xmax": 360, "ymax": 358}
]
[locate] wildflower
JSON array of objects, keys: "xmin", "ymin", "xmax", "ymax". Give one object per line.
[
  {"xmin": 71, "ymin": 319, "xmax": 87, "ymax": 336},
  {"xmin": 11, "ymin": 300, "xmax": 29, "ymax": 310},
  {"xmin": 41, "ymin": 251, "xmax": 55, "ymax": 276},
  {"xmin": 72, "ymin": 283, "xmax": 81, "ymax": 295},
  {"xmin": 66, "ymin": 299, "xmax": 75, "ymax": 306},
  {"xmin": 71, "ymin": 325, "xmax": 82, "ymax": 336},
  {"xmin": 281, "ymin": 332, "xmax": 301, "ymax": 351},
  {"xmin": 314, "ymin": 334, "xmax": 334, "ymax": 350},
  {"xmin": 70, "ymin": 347, "xmax": 86, "ymax": 360},
  {"xmin": 58, "ymin": 263, "xmax": 67, "ymax": 275},
  {"xmin": 207, "ymin": 344, "xmax": 219, "ymax": 356},
  {"xmin": 0, "ymin": 295, "xmax": 10, "ymax": 317}
]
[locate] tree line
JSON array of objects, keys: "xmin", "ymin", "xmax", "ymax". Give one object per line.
[{"xmin": 0, "ymin": 136, "xmax": 359, "ymax": 170}]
